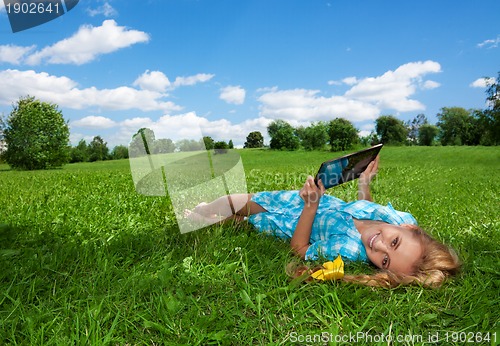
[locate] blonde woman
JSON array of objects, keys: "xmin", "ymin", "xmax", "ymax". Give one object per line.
[{"xmin": 185, "ymin": 157, "xmax": 460, "ymax": 288}]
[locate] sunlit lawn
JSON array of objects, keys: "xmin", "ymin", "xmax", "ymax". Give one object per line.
[{"xmin": 0, "ymin": 146, "xmax": 498, "ymax": 345}]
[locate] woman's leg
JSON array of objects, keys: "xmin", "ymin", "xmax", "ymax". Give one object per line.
[{"xmin": 194, "ymin": 193, "xmax": 267, "ymax": 218}]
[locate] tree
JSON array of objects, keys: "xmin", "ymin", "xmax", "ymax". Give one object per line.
[
  {"xmin": 244, "ymin": 131, "xmax": 264, "ymax": 148},
  {"xmin": 129, "ymin": 128, "xmax": 156, "ymax": 156},
  {"xmin": 360, "ymin": 132, "xmax": 380, "ymax": 147},
  {"xmin": 88, "ymin": 136, "xmax": 109, "ymax": 161},
  {"xmin": 483, "ymin": 72, "xmax": 500, "ymax": 145},
  {"xmin": 328, "ymin": 118, "xmax": 358, "ymax": 151},
  {"xmin": 436, "ymin": 107, "xmax": 473, "ymax": 146},
  {"xmin": 375, "ymin": 115, "xmax": 408, "ymax": 145},
  {"xmin": 267, "ymin": 120, "xmax": 299, "ymax": 150},
  {"xmin": 228, "ymin": 139, "xmax": 234, "ymax": 149},
  {"xmin": 299, "ymin": 122, "xmax": 329, "ymax": 150},
  {"xmin": 3, "ymin": 96, "xmax": 70, "ymax": 170},
  {"xmin": 406, "ymin": 114, "xmax": 428, "ymax": 145},
  {"xmin": 213, "ymin": 140, "xmax": 229, "ymax": 154},
  {"xmin": 203, "ymin": 136, "xmax": 214, "ymax": 150},
  {"xmin": 70, "ymin": 139, "xmax": 89, "ymax": 163},
  {"xmin": 418, "ymin": 124, "xmax": 439, "ymax": 146},
  {"xmin": 111, "ymin": 145, "xmax": 129, "ymax": 160},
  {"xmin": 152, "ymin": 138, "xmax": 175, "ymax": 154}
]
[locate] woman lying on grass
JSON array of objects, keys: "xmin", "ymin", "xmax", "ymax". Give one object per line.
[{"xmin": 185, "ymin": 156, "xmax": 460, "ymax": 288}]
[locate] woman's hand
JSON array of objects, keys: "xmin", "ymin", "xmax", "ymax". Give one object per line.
[
  {"xmin": 358, "ymin": 155, "xmax": 379, "ymax": 201},
  {"xmin": 299, "ymin": 176, "xmax": 325, "ymax": 208},
  {"xmin": 359, "ymin": 155, "xmax": 379, "ymax": 186}
]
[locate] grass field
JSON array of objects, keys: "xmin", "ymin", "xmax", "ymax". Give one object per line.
[{"xmin": 0, "ymin": 146, "xmax": 499, "ymax": 345}]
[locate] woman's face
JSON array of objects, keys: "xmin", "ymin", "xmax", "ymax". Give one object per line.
[{"xmin": 360, "ymin": 223, "xmax": 423, "ymax": 275}]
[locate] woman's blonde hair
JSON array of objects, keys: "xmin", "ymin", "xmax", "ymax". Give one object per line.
[{"xmin": 289, "ymin": 227, "xmax": 461, "ymax": 288}]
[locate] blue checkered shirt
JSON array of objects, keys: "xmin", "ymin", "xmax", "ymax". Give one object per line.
[{"xmin": 247, "ymin": 191, "xmax": 417, "ymax": 262}]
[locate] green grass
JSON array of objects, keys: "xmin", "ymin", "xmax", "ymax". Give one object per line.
[{"xmin": 0, "ymin": 146, "xmax": 499, "ymax": 345}]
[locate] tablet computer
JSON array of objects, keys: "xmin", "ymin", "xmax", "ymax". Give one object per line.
[{"xmin": 314, "ymin": 144, "xmax": 383, "ymax": 189}]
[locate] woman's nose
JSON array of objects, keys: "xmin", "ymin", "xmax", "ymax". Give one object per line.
[{"xmin": 374, "ymin": 237, "xmax": 388, "ymax": 252}]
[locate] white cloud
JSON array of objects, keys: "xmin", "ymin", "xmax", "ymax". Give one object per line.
[
  {"xmin": 422, "ymin": 80, "xmax": 440, "ymax": 89},
  {"xmin": 0, "ymin": 45, "xmax": 36, "ymax": 65},
  {"xmin": 220, "ymin": 85, "xmax": 246, "ymax": 105},
  {"xmin": 72, "ymin": 115, "xmax": 117, "ymax": 129},
  {"xmin": 0, "ymin": 69, "xmax": 181, "ymax": 112},
  {"xmin": 86, "ymin": 2, "xmax": 118, "ymax": 17},
  {"xmin": 477, "ymin": 35, "xmax": 500, "ymax": 49},
  {"xmin": 344, "ymin": 60, "xmax": 442, "ymax": 112},
  {"xmin": 133, "ymin": 70, "xmax": 171, "ymax": 92},
  {"xmin": 470, "ymin": 77, "xmax": 495, "ymax": 88},
  {"xmin": 257, "ymin": 61, "xmax": 441, "ymax": 123},
  {"xmin": 172, "ymin": 73, "xmax": 215, "ymax": 88},
  {"xmin": 342, "ymin": 77, "xmax": 358, "ymax": 86},
  {"xmin": 258, "ymin": 88, "xmax": 379, "ymax": 122},
  {"xmin": 25, "ymin": 20, "xmax": 149, "ymax": 65},
  {"xmin": 133, "ymin": 71, "xmax": 214, "ymax": 92},
  {"xmin": 327, "ymin": 77, "xmax": 358, "ymax": 86},
  {"xmin": 77, "ymin": 111, "xmax": 274, "ymax": 149}
]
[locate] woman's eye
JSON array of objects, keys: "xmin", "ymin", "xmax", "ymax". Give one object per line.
[
  {"xmin": 382, "ymin": 256, "xmax": 388, "ymax": 267},
  {"xmin": 391, "ymin": 238, "xmax": 398, "ymax": 247}
]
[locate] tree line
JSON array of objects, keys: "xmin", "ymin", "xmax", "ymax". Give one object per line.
[
  {"xmin": 1, "ymin": 72, "xmax": 498, "ymax": 170},
  {"xmin": 245, "ymin": 104, "xmax": 498, "ymax": 152}
]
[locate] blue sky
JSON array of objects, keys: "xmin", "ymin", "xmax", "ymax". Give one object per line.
[{"xmin": 1, "ymin": 0, "xmax": 499, "ymax": 148}]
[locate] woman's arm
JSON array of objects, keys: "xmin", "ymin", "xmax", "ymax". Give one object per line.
[
  {"xmin": 357, "ymin": 155, "xmax": 379, "ymax": 201},
  {"xmin": 290, "ymin": 176, "xmax": 325, "ymax": 259}
]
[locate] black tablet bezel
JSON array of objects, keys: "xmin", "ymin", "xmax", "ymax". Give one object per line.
[{"xmin": 314, "ymin": 144, "xmax": 383, "ymax": 189}]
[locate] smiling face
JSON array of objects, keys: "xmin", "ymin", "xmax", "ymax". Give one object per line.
[{"xmin": 359, "ymin": 222, "xmax": 423, "ymax": 275}]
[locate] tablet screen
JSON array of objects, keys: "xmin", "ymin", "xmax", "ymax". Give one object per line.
[{"xmin": 315, "ymin": 144, "xmax": 383, "ymax": 189}]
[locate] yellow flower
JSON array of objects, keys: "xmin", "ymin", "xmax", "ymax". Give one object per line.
[{"xmin": 310, "ymin": 254, "xmax": 344, "ymax": 281}]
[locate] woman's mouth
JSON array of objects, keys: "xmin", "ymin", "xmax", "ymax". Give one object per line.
[{"xmin": 368, "ymin": 233, "xmax": 380, "ymax": 249}]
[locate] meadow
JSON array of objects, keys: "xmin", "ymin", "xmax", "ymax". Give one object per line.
[{"xmin": 0, "ymin": 146, "xmax": 498, "ymax": 345}]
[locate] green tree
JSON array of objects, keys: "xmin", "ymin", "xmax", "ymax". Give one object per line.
[
  {"xmin": 328, "ymin": 118, "xmax": 358, "ymax": 151},
  {"xmin": 111, "ymin": 145, "xmax": 129, "ymax": 160},
  {"xmin": 360, "ymin": 132, "xmax": 380, "ymax": 147},
  {"xmin": 299, "ymin": 122, "xmax": 329, "ymax": 150},
  {"xmin": 244, "ymin": 131, "xmax": 264, "ymax": 148},
  {"xmin": 375, "ymin": 115, "xmax": 408, "ymax": 145},
  {"xmin": 70, "ymin": 139, "xmax": 89, "ymax": 163},
  {"xmin": 228, "ymin": 139, "xmax": 234, "ymax": 149},
  {"xmin": 483, "ymin": 72, "xmax": 500, "ymax": 145},
  {"xmin": 203, "ymin": 136, "xmax": 215, "ymax": 150},
  {"xmin": 418, "ymin": 124, "xmax": 439, "ymax": 146},
  {"xmin": 268, "ymin": 120, "xmax": 299, "ymax": 150},
  {"xmin": 3, "ymin": 96, "xmax": 70, "ymax": 170},
  {"xmin": 88, "ymin": 136, "xmax": 109, "ymax": 162},
  {"xmin": 129, "ymin": 128, "xmax": 156, "ymax": 156},
  {"xmin": 436, "ymin": 107, "xmax": 473, "ymax": 146},
  {"xmin": 406, "ymin": 114, "xmax": 428, "ymax": 145},
  {"xmin": 213, "ymin": 140, "xmax": 229, "ymax": 154},
  {"xmin": 152, "ymin": 138, "xmax": 175, "ymax": 154}
]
